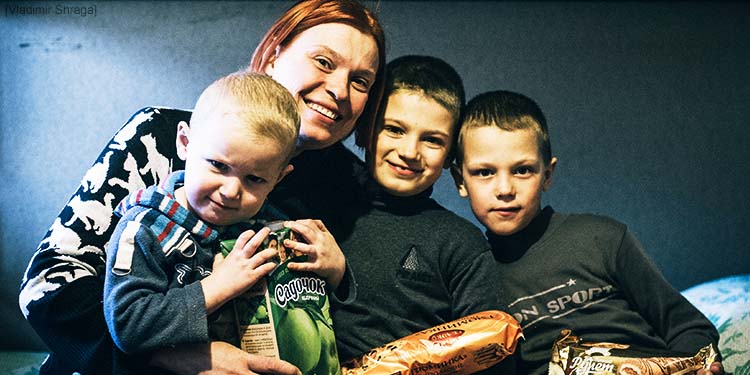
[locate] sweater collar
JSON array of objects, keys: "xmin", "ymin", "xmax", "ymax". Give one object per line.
[
  {"xmin": 115, "ymin": 171, "xmax": 220, "ymax": 245},
  {"xmin": 363, "ymin": 173, "xmax": 434, "ymax": 214},
  {"xmin": 487, "ymin": 206, "xmax": 554, "ymax": 262}
]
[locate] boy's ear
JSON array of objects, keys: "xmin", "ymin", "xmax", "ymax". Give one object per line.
[
  {"xmin": 176, "ymin": 121, "xmax": 190, "ymax": 160},
  {"xmin": 450, "ymin": 164, "xmax": 469, "ymax": 197},
  {"xmin": 274, "ymin": 164, "xmax": 295, "ymax": 186},
  {"xmin": 542, "ymin": 157, "xmax": 558, "ymax": 191}
]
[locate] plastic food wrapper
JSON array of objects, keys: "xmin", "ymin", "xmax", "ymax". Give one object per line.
[
  {"xmin": 547, "ymin": 329, "xmax": 717, "ymax": 375},
  {"xmin": 341, "ymin": 310, "xmax": 523, "ymax": 375},
  {"xmin": 210, "ymin": 221, "xmax": 341, "ymax": 375}
]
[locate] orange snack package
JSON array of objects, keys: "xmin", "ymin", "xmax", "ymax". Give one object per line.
[
  {"xmin": 341, "ymin": 310, "xmax": 523, "ymax": 375},
  {"xmin": 547, "ymin": 329, "xmax": 717, "ymax": 375}
]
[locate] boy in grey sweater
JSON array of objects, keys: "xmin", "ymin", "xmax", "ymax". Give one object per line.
[
  {"xmin": 326, "ymin": 56, "xmax": 510, "ymax": 374},
  {"xmin": 451, "ymin": 90, "xmax": 723, "ymax": 375}
]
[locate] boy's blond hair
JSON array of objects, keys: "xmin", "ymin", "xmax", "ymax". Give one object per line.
[
  {"xmin": 191, "ymin": 71, "xmax": 300, "ymax": 163},
  {"xmin": 456, "ymin": 90, "xmax": 551, "ymax": 167}
]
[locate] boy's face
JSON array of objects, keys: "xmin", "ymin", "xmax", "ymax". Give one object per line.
[
  {"xmin": 454, "ymin": 126, "xmax": 556, "ymax": 236},
  {"xmin": 176, "ymin": 112, "xmax": 292, "ymax": 227},
  {"xmin": 369, "ymin": 91, "xmax": 454, "ymax": 197}
]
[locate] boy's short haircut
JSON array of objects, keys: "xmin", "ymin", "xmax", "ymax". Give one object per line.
[
  {"xmin": 456, "ymin": 90, "xmax": 552, "ymax": 167},
  {"xmin": 360, "ymin": 55, "xmax": 465, "ymax": 156},
  {"xmin": 191, "ymin": 71, "xmax": 301, "ymax": 163},
  {"xmin": 385, "ymin": 55, "xmax": 465, "ymax": 123}
]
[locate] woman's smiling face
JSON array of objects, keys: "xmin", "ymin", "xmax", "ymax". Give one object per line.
[{"xmin": 264, "ymin": 23, "xmax": 379, "ymax": 152}]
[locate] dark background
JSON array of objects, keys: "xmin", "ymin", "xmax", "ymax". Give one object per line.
[{"xmin": 2, "ymin": 1, "xmax": 748, "ymax": 351}]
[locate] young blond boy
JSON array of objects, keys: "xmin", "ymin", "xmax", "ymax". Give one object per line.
[
  {"xmin": 103, "ymin": 72, "xmax": 340, "ymax": 373},
  {"xmin": 451, "ymin": 90, "xmax": 722, "ymax": 375}
]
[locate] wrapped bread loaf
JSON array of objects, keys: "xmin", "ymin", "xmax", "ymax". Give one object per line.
[
  {"xmin": 548, "ymin": 329, "xmax": 717, "ymax": 375},
  {"xmin": 342, "ymin": 310, "xmax": 522, "ymax": 375}
]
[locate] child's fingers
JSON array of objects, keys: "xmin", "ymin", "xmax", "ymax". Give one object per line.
[
  {"xmin": 311, "ymin": 219, "xmax": 328, "ymax": 232},
  {"xmin": 252, "ymin": 260, "xmax": 278, "ymax": 278},
  {"xmin": 232, "ymin": 229, "xmax": 256, "ymax": 251},
  {"xmin": 212, "ymin": 253, "xmax": 225, "ymax": 268},
  {"xmin": 285, "ymin": 261, "xmax": 316, "ymax": 273},
  {"xmin": 249, "ymin": 248, "xmax": 279, "ymax": 267},
  {"xmin": 710, "ymin": 362, "xmax": 724, "ymax": 375},
  {"xmin": 283, "ymin": 220, "xmax": 317, "ymax": 242},
  {"xmin": 241, "ymin": 227, "xmax": 270, "ymax": 256},
  {"xmin": 283, "ymin": 239, "xmax": 314, "ymax": 257},
  {"xmin": 290, "ymin": 218, "xmax": 326, "ymax": 231}
]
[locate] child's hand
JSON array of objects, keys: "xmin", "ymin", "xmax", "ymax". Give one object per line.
[
  {"xmin": 201, "ymin": 227, "xmax": 278, "ymax": 314},
  {"xmin": 282, "ymin": 219, "xmax": 346, "ymax": 288},
  {"xmin": 698, "ymin": 361, "xmax": 724, "ymax": 375}
]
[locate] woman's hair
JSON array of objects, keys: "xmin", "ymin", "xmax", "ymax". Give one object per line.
[{"xmin": 250, "ymin": 0, "xmax": 386, "ymax": 149}]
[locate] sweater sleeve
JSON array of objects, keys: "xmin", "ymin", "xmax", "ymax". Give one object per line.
[
  {"xmin": 447, "ymin": 227, "xmax": 514, "ymax": 375},
  {"xmin": 104, "ymin": 218, "xmax": 209, "ymax": 354},
  {"xmin": 613, "ymin": 229, "xmax": 720, "ymax": 356},
  {"xmin": 18, "ymin": 107, "xmax": 187, "ymax": 372},
  {"xmin": 329, "ymin": 260, "xmax": 357, "ymax": 306},
  {"xmin": 445, "ymin": 221, "xmax": 501, "ymax": 317}
]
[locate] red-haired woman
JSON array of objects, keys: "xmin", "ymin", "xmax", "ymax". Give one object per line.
[{"xmin": 19, "ymin": 1, "xmax": 385, "ymax": 374}]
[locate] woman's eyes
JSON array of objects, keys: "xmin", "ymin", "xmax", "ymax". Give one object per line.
[
  {"xmin": 313, "ymin": 55, "xmax": 371, "ymax": 93},
  {"xmin": 351, "ymin": 77, "xmax": 371, "ymax": 92},
  {"xmin": 315, "ymin": 56, "xmax": 333, "ymax": 70}
]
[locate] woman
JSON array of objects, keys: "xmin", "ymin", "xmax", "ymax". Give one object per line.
[{"xmin": 18, "ymin": 1, "xmax": 385, "ymax": 374}]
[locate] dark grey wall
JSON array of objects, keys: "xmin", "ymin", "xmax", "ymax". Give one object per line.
[{"xmin": 2, "ymin": 1, "xmax": 748, "ymax": 351}]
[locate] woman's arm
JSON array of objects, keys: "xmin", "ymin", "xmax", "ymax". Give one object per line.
[{"xmin": 18, "ymin": 107, "xmax": 187, "ymax": 372}]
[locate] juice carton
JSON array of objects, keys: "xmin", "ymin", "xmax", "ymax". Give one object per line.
[{"xmin": 216, "ymin": 221, "xmax": 341, "ymax": 375}]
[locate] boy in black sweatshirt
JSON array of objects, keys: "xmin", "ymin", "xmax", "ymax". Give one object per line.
[{"xmin": 451, "ymin": 90, "xmax": 722, "ymax": 375}]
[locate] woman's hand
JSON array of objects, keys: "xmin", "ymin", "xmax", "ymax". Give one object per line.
[
  {"xmin": 201, "ymin": 227, "xmax": 278, "ymax": 314},
  {"xmin": 282, "ymin": 219, "xmax": 346, "ymax": 288},
  {"xmin": 151, "ymin": 341, "xmax": 302, "ymax": 375}
]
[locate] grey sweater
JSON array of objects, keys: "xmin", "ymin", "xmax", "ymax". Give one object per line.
[
  {"xmin": 329, "ymin": 175, "xmax": 502, "ymax": 362},
  {"xmin": 488, "ymin": 206, "xmax": 720, "ymax": 375}
]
